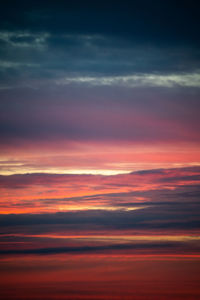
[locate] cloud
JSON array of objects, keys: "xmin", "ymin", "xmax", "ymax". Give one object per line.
[
  {"xmin": 0, "ymin": 199, "xmax": 200, "ymax": 233},
  {"xmin": 56, "ymin": 72, "xmax": 200, "ymax": 88},
  {"xmin": 0, "ymin": 27, "xmax": 200, "ymax": 91},
  {"xmin": 0, "ymin": 31, "xmax": 49, "ymax": 48},
  {"xmin": 0, "ymin": 240, "xmax": 190, "ymax": 256},
  {"xmin": 0, "ymin": 1, "xmax": 200, "ymax": 46},
  {"xmin": 0, "ymin": 167, "xmax": 200, "ymax": 215}
]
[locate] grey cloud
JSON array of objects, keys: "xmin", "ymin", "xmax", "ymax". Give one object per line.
[
  {"xmin": 0, "ymin": 241, "xmax": 191, "ymax": 256},
  {"xmin": 0, "ymin": 30, "xmax": 200, "ymax": 91},
  {"xmin": 0, "ymin": 31, "xmax": 49, "ymax": 49},
  {"xmin": 0, "ymin": 200, "xmax": 200, "ymax": 233}
]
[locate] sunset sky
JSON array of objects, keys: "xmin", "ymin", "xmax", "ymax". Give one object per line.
[{"xmin": 0, "ymin": 1, "xmax": 200, "ymax": 299}]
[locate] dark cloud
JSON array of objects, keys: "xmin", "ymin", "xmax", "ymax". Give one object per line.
[
  {"xmin": 0, "ymin": 199, "xmax": 200, "ymax": 233},
  {"xmin": 0, "ymin": 1, "xmax": 200, "ymax": 45},
  {"xmin": 0, "ymin": 1, "xmax": 200, "ymax": 94},
  {"xmin": 0, "ymin": 241, "xmax": 190, "ymax": 256},
  {"xmin": 159, "ymin": 175, "xmax": 200, "ymax": 183}
]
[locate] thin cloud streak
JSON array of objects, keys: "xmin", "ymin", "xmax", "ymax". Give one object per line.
[{"xmin": 57, "ymin": 72, "xmax": 200, "ymax": 88}]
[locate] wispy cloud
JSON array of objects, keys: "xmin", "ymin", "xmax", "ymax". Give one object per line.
[{"xmin": 57, "ymin": 72, "xmax": 200, "ymax": 88}]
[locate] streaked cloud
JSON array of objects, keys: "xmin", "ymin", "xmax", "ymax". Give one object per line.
[
  {"xmin": 57, "ymin": 72, "xmax": 200, "ymax": 88},
  {"xmin": 0, "ymin": 31, "xmax": 49, "ymax": 48}
]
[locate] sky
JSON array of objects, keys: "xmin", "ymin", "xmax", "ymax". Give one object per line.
[{"xmin": 0, "ymin": 1, "xmax": 200, "ymax": 299}]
